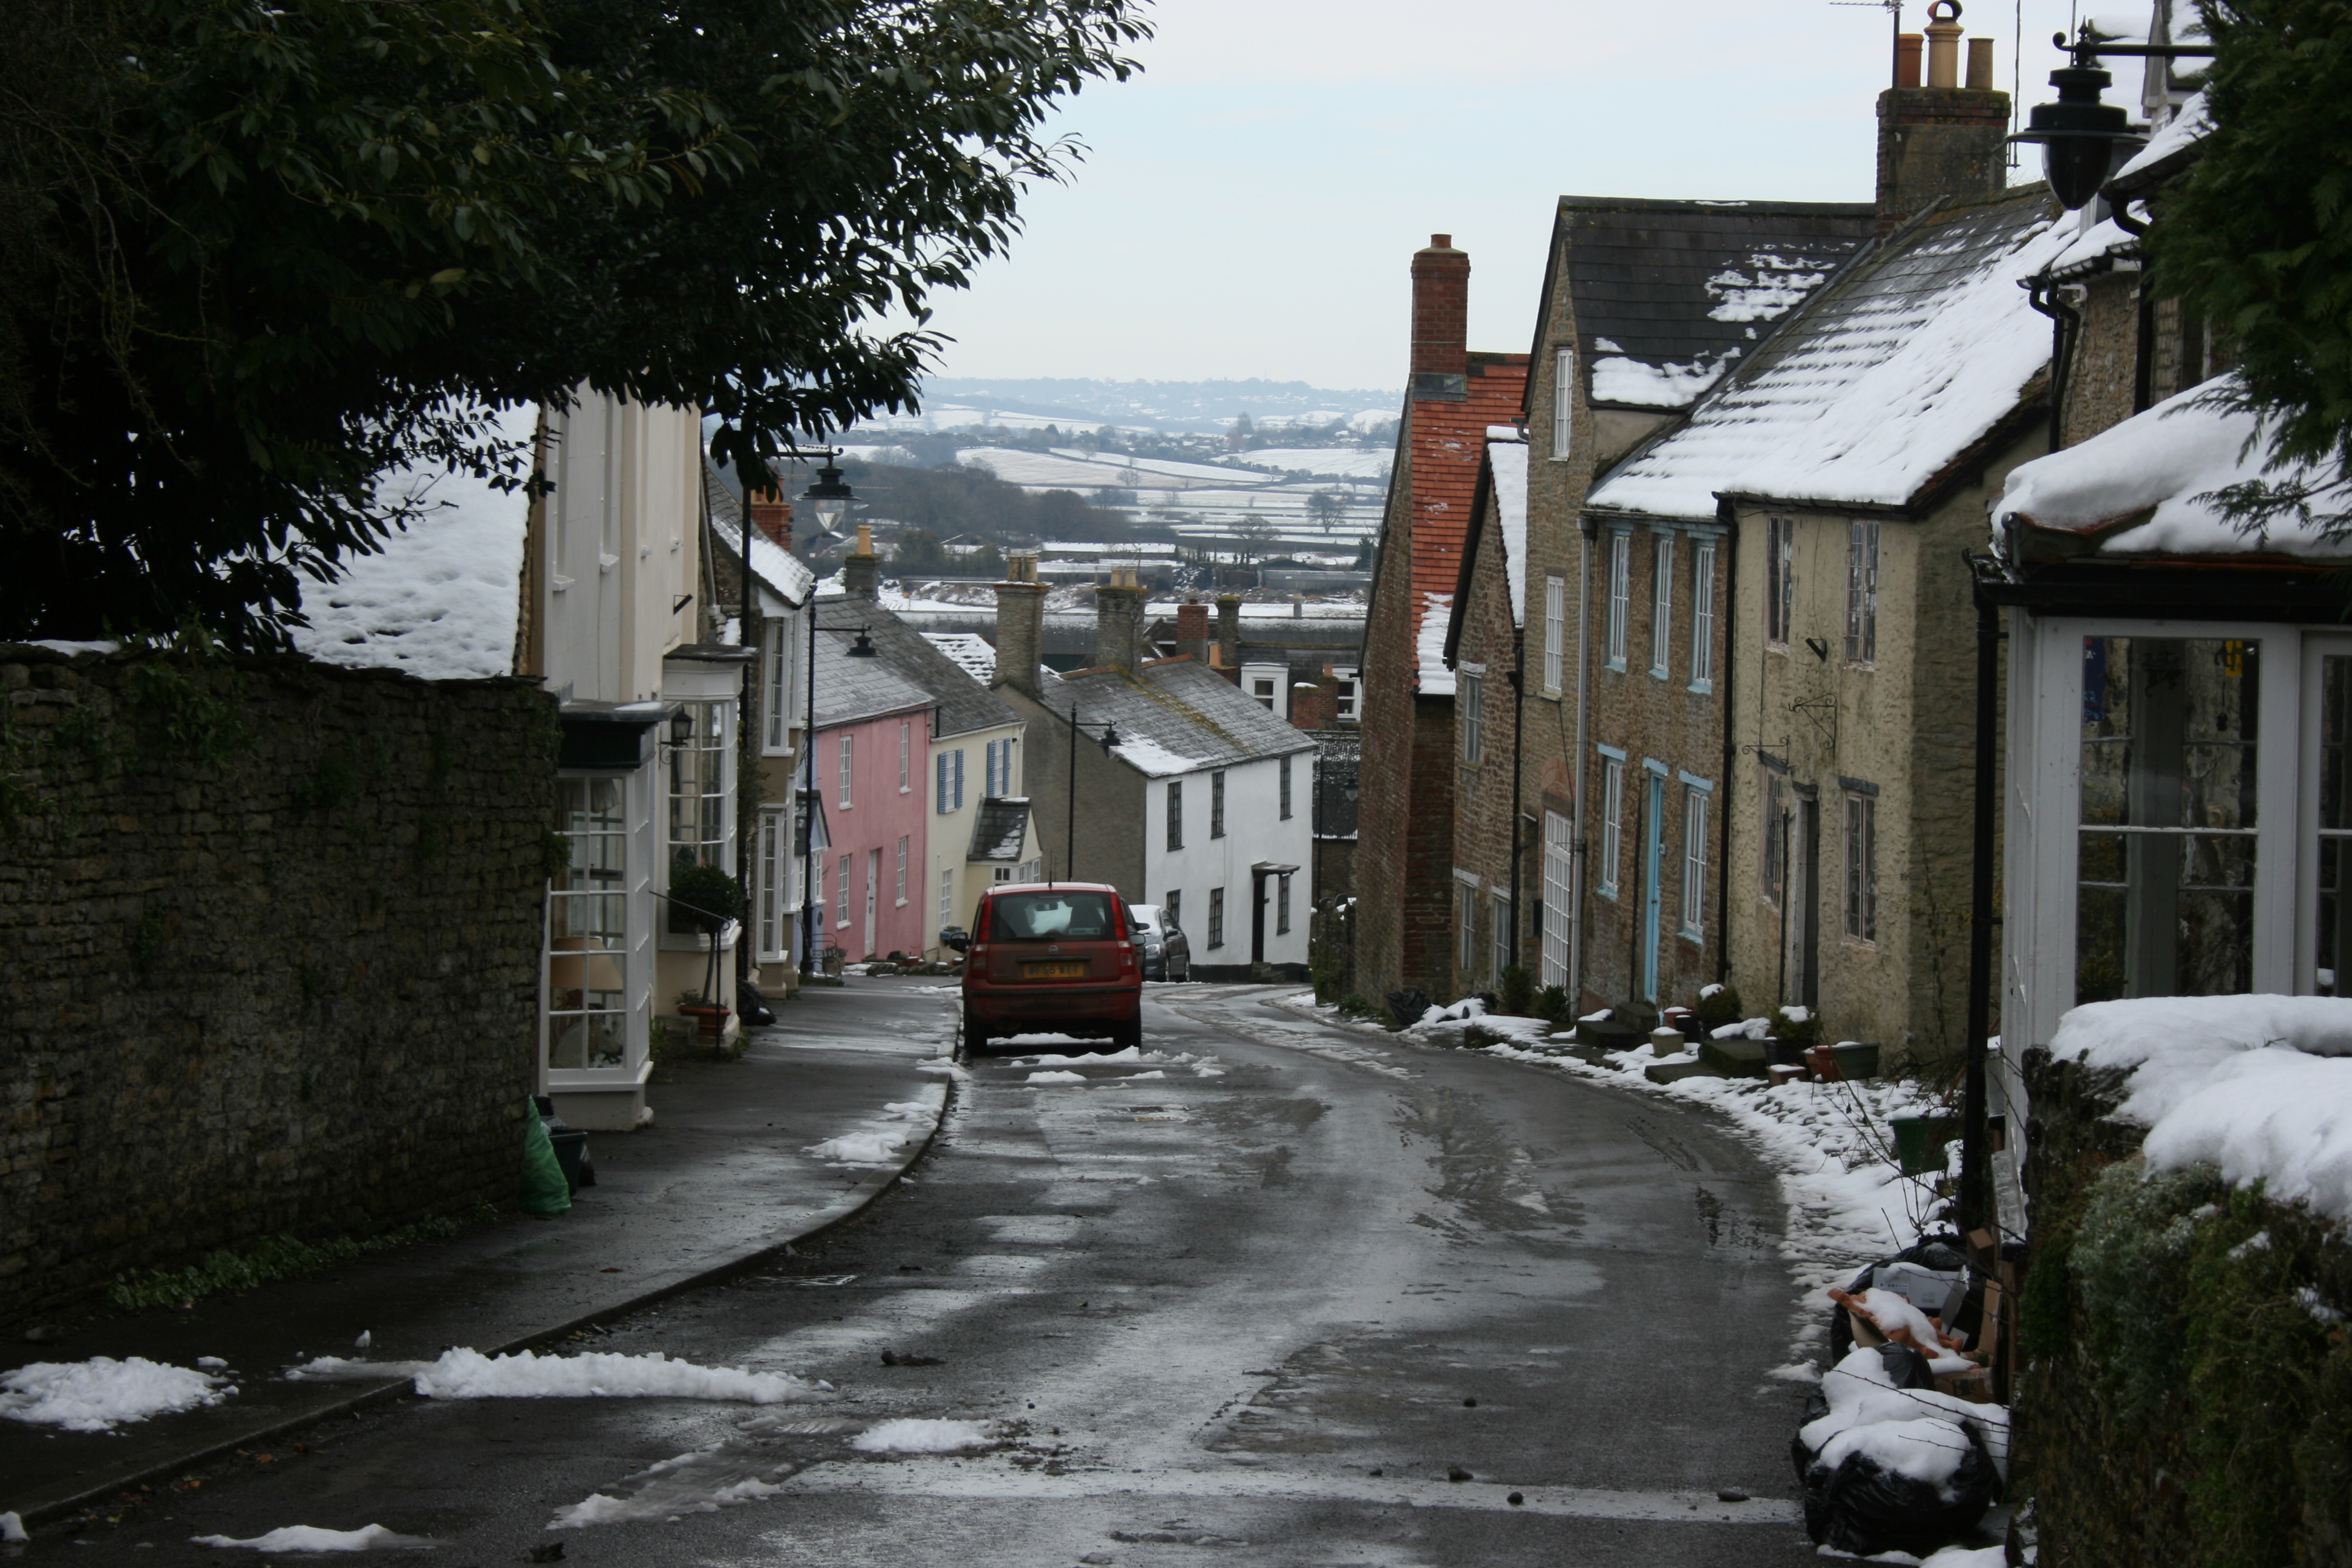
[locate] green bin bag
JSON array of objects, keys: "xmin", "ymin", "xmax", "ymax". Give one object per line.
[{"xmin": 521, "ymin": 1101, "xmax": 572, "ymax": 1216}]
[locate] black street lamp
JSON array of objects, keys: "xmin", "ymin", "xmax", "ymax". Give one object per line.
[
  {"xmin": 1060, "ymin": 707, "xmax": 1121, "ymax": 886},
  {"xmin": 2011, "ymin": 23, "xmax": 2215, "ymax": 211},
  {"xmin": 797, "ymin": 448, "xmax": 856, "ymax": 983}
]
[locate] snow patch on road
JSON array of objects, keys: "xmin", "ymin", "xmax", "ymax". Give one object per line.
[
  {"xmin": 191, "ymin": 1524, "xmax": 434, "ymax": 1552},
  {"xmin": 806, "ymin": 1130, "xmax": 912, "ymax": 1163},
  {"xmin": 850, "ymin": 1417, "xmax": 994, "ymax": 1454},
  {"xmin": 287, "ymin": 1348, "xmax": 832, "ymax": 1405},
  {"xmin": 1025, "ymin": 1070, "xmax": 1089, "ymax": 1085},
  {"xmin": 0, "ymin": 1356, "xmax": 234, "ymax": 1431}
]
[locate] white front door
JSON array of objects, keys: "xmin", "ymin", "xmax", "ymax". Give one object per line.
[{"xmin": 864, "ymin": 847, "xmax": 880, "ymax": 957}]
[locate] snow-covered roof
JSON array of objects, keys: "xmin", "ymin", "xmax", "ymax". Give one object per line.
[
  {"xmin": 702, "ymin": 463, "xmax": 815, "ymax": 609},
  {"xmin": 1489, "ymin": 437, "xmax": 1529, "ymax": 628},
  {"xmin": 922, "ymin": 631, "xmax": 997, "ymax": 686},
  {"xmin": 1416, "ymin": 592, "xmax": 1454, "ymax": 696},
  {"xmin": 814, "ymin": 601, "xmax": 1021, "ymax": 736},
  {"xmin": 2111, "ymin": 88, "xmax": 2210, "ymax": 191},
  {"xmin": 1558, "ymin": 197, "xmax": 1875, "ymax": 412},
  {"xmin": 966, "ymin": 797, "xmax": 1031, "ymax": 861},
  {"xmin": 2050, "ymin": 995, "xmax": 2352, "ymax": 1222},
  {"xmin": 2044, "ymin": 215, "xmax": 2138, "ymax": 281},
  {"xmin": 1036, "ymin": 658, "xmax": 1316, "ymax": 780},
  {"xmin": 1994, "ymin": 372, "xmax": 2352, "ymax": 560},
  {"xmin": 1589, "ymin": 191, "xmax": 2065, "ymax": 520},
  {"xmin": 293, "ymin": 405, "xmax": 536, "ymax": 681}
]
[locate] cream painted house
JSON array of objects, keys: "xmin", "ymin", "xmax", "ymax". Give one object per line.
[{"xmin": 519, "ymin": 390, "xmax": 746, "ymax": 1131}]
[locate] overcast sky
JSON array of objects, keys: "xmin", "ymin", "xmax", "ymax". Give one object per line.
[{"xmin": 916, "ymin": 0, "xmax": 2100, "ymax": 391}]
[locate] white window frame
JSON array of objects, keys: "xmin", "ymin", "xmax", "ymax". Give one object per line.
[
  {"xmin": 1551, "ymin": 345, "xmax": 1575, "ymax": 459},
  {"xmin": 1766, "ymin": 515, "xmax": 1794, "ymax": 650},
  {"xmin": 1846, "ymin": 520, "xmax": 1880, "ymax": 665},
  {"xmin": 1208, "ymin": 887, "xmax": 1226, "ymax": 949},
  {"xmin": 1457, "ymin": 877, "xmax": 1478, "ymax": 970},
  {"xmin": 757, "ymin": 806, "xmax": 789, "ymax": 962},
  {"xmin": 1278, "ymin": 872, "xmax": 1293, "ymax": 935},
  {"xmin": 1279, "ymin": 755, "xmax": 1293, "ymax": 820},
  {"xmin": 2005, "ymin": 615, "xmax": 2303, "ymax": 1051},
  {"xmin": 1650, "ymin": 532, "xmax": 1674, "ymax": 678},
  {"xmin": 1679, "ymin": 775, "xmax": 1712, "ymax": 941},
  {"xmin": 899, "ymin": 719, "xmax": 912, "ymax": 792},
  {"xmin": 895, "ymin": 835, "xmax": 909, "ymax": 907},
  {"xmin": 1543, "ymin": 574, "xmax": 1566, "ymax": 696},
  {"xmin": 1598, "ymin": 748, "xmax": 1626, "ymax": 898},
  {"xmin": 1690, "ymin": 540, "xmax": 1717, "ymax": 691},
  {"xmin": 1606, "ymin": 531, "xmax": 1631, "ymax": 670},
  {"xmin": 1334, "ymin": 670, "xmax": 1360, "ymax": 721},
  {"xmin": 1210, "ymin": 770, "xmax": 1226, "ymax": 838},
  {"xmin": 1843, "ymin": 790, "xmax": 1877, "ymax": 943},
  {"xmin": 1166, "ymin": 779, "xmax": 1184, "ymax": 851},
  {"xmin": 1462, "ymin": 673, "xmax": 1484, "ymax": 766},
  {"xmin": 1491, "ymin": 890, "xmax": 1512, "ymax": 982},
  {"xmin": 763, "ymin": 619, "xmax": 793, "ymax": 753},
  {"xmin": 1760, "ymin": 768, "xmax": 1788, "ymax": 906},
  {"xmin": 547, "ymin": 774, "xmax": 637, "ymax": 1080},
  {"xmin": 837, "ymin": 733, "xmax": 854, "ymax": 809},
  {"xmin": 1542, "ymin": 809, "xmax": 1574, "ymax": 987},
  {"xmin": 836, "ymin": 852, "xmax": 851, "ymax": 928},
  {"xmin": 939, "ymin": 866, "xmax": 956, "ymax": 931}
]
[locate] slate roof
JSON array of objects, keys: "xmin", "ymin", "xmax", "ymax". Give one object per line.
[
  {"xmin": 967, "ymin": 797, "xmax": 1031, "ymax": 861},
  {"xmin": 1587, "ymin": 188, "xmax": 2067, "ymax": 521},
  {"xmin": 702, "ymin": 461, "xmax": 816, "ymax": 606},
  {"xmin": 1552, "ymin": 198, "xmax": 1876, "ymax": 411},
  {"xmin": 812, "ymin": 600, "xmax": 1022, "ymax": 736},
  {"xmin": 1400, "ymin": 353, "xmax": 1529, "ymax": 668},
  {"xmin": 1033, "ymin": 658, "xmax": 1318, "ymax": 780}
]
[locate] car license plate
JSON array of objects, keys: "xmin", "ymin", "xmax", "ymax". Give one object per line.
[{"xmin": 1024, "ymin": 960, "xmax": 1086, "ymax": 978}]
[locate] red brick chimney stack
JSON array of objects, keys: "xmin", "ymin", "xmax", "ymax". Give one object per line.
[
  {"xmin": 1175, "ymin": 601, "xmax": 1209, "ymax": 664},
  {"xmin": 746, "ymin": 489, "xmax": 792, "ymax": 550},
  {"xmin": 1410, "ymin": 234, "xmax": 1469, "ymax": 386}
]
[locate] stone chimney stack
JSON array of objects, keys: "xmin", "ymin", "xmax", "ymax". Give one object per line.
[
  {"xmin": 1175, "ymin": 600, "xmax": 1210, "ymax": 663},
  {"xmin": 1875, "ymin": 8, "xmax": 2009, "ymax": 233},
  {"xmin": 746, "ymin": 489, "xmax": 792, "ymax": 550},
  {"xmin": 1093, "ymin": 564, "xmax": 1148, "ymax": 675},
  {"xmin": 843, "ymin": 521, "xmax": 880, "ymax": 600},
  {"xmin": 993, "ymin": 552, "xmax": 1047, "ymax": 698},
  {"xmin": 1410, "ymin": 234, "xmax": 1470, "ymax": 399},
  {"xmin": 1215, "ymin": 593, "xmax": 1243, "ymax": 671}
]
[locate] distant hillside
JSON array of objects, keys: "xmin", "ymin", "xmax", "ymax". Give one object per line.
[{"xmin": 919, "ymin": 377, "xmax": 1400, "ymax": 433}]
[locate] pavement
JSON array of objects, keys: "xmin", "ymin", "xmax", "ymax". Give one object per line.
[{"xmin": 0, "ymin": 976, "xmax": 964, "ymax": 1530}]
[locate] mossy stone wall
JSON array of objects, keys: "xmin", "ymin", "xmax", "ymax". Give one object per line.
[
  {"xmin": 2021, "ymin": 1047, "xmax": 2352, "ymax": 1566},
  {"xmin": 0, "ymin": 647, "xmax": 556, "ymax": 1325}
]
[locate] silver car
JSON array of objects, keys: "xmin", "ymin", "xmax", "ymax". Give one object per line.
[{"xmin": 1126, "ymin": 903, "xmax": 1191, "ymax": 982}]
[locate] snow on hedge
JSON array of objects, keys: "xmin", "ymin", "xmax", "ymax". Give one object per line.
[{"xmin": 2049, "ymin": 995, "xmax": 2352, "ymax": 1221}]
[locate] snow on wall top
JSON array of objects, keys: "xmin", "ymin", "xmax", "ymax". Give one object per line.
[
  {"xmin": 1589, "ymin": 193, "xmax": 2065, "ymax": 520},
  {"xmin": 1996, "ymin": 372, "xmax": 2352, "ymax": 559},
  {"xmin": 293, "ymin": 405, "xmax": 536, "ymax": 681},
  {"xmin": 1416, "ymin": 593, "xmax": 1455, "ymax": 696},
  {"xmin": 1488, "ymin": 436, "xmax": 1529, "ymax": 629},
  {"xmin": 2049, "ymin": 995, "xmax": 2352, "ymax": 1223}
]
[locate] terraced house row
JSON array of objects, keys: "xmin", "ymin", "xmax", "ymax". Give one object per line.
[{"xmin": 1353, "ymin": 0, "xmax": 2280, "ymax": 1085}]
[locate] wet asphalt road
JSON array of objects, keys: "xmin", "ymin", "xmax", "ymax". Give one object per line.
[{"xmin": 22, "ymin": 983, "xmax": 1826, "ymax": 1566}]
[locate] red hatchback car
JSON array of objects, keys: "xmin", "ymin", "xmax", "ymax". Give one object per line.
[{"xmin": 951, "ymin": 881, "xmax": 1142, "ymax": 1054}]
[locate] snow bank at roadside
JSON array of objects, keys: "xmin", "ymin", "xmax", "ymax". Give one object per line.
[
  {"xmin": 803, "ymin": 1095, "xmax": 941, "ymax": 1167},
  {"xmin": 2050, "ymin": 995, "xmax": 2352, "ymax": 1223},
  {"xmin": 0, "ymin": 1356, "xmax": 233, "ymax": 1431},
  {"xmin": 192, "ymin": 1524, "xmax": 433, "ymax": 1552},
  {"xmin": 287, "ymin": 1348, "xmax": 832, "ymax": 1404}
]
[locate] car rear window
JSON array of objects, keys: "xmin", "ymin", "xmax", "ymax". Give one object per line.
[{"xmin": 988, "ymin": 891, "xmax": 1118, "ymax": 942}]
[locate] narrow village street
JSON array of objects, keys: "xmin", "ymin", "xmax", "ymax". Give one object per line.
[{"xmin": 16, "ymin": 980, "xmax": 1818, "ymax": 1566}]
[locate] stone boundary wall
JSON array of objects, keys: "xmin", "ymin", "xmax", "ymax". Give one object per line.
[
  {"xmin": 0, "ymin": 647, "xmax": 556, "ymax": 1325},
  {"xmin": 2020, "ymin": 1047, "xmax": 2352, "ymax": 1566}
]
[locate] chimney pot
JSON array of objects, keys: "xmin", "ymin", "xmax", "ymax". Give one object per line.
[
  {"xmin": 1965, "ymin": 36, "xmax": 1994, "ymax": 90},
  {"xmin": 1093, "ymin": 579, "xmax": 1148, "ymax": 675},
  {"xmin": 1896, "ymin": 33, "xmax": 1922, "ymax": 87},
  {"xmin": 1175, "ymin": 600, "xmax": 1209, "ymax": 663},
  {"xmin": 1924, "ymin": 3, "xmax": 1962, "ymax": 87},
  {"xmin": 746, "ymin": 489, "xmax": 792, "ymax": 550},
  {"xmin": 842, "ymin": 521, "xmax": 880, "ymax": 599}
]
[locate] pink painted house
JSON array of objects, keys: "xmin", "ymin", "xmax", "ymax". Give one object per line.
[{"xmin": 810, "ymin": 612, "xmax": 935, "ymax": 963}]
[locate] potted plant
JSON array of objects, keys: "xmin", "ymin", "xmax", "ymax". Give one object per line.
[{"xmin": 668, "ymin": 854, "xmax": 746, "ymax": 1040}]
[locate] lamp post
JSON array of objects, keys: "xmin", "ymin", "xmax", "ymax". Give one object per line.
[
  {"xmin": 1060, "ymin": 705, "xmax": 1121, "ymax": 886},
  {"xmin": 797, "ymin": 446, "xmax": 856, "ymax": 983}
]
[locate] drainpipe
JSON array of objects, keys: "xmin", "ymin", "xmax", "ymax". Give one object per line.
[
  {"xmin": 1569, "ymin": 523, "xmax": 1592, "ymax": 1002},
  {"xmin": 2024, "ymin": 278, "xmax": 2082, "ymax": 452},
  {"xmin": 1508, "ymin": 629, "xmax": 1526, "ymax": 973},
  {"xmin": 1960, "ymin": 570, "xmax": 2000, "ymax": 1240},
  {"xmin": 737, "ymin": 459, "xmax": 757, "ymax": 993},
  {"xmin": 1714, "ymin": 503, "xmax": 1738, "ymax": 984}
]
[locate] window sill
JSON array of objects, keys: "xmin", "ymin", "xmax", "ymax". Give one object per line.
[
  {"xmin": 1687, "ymin": 680, "xmax": 1714, "ymax": 696},
  {"xmin": 1844, "ymin": 661, "xmax": 1876, "ymax": 673},
  {"xmin": 1538, "ymin": 687, "xmax": 1561, "ymax": 702},
  {"xmin": 1678, "ymin": 929, "xmax": 1705, "ymax": 946},
  {"xmin": 1604, "ymin": 659, "xmax": 1627, "ymax": 674},
  {"xmin": 1597, "ymin": 886, "xmax": 1619, "ymax": 901},
  {"xmin": 1648, "ymin": 666, "xmax": 1670, "ymax": 681},
  {"xmin": 895, "ymin": 898, "xmax": 908, "ymax": 908}
]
